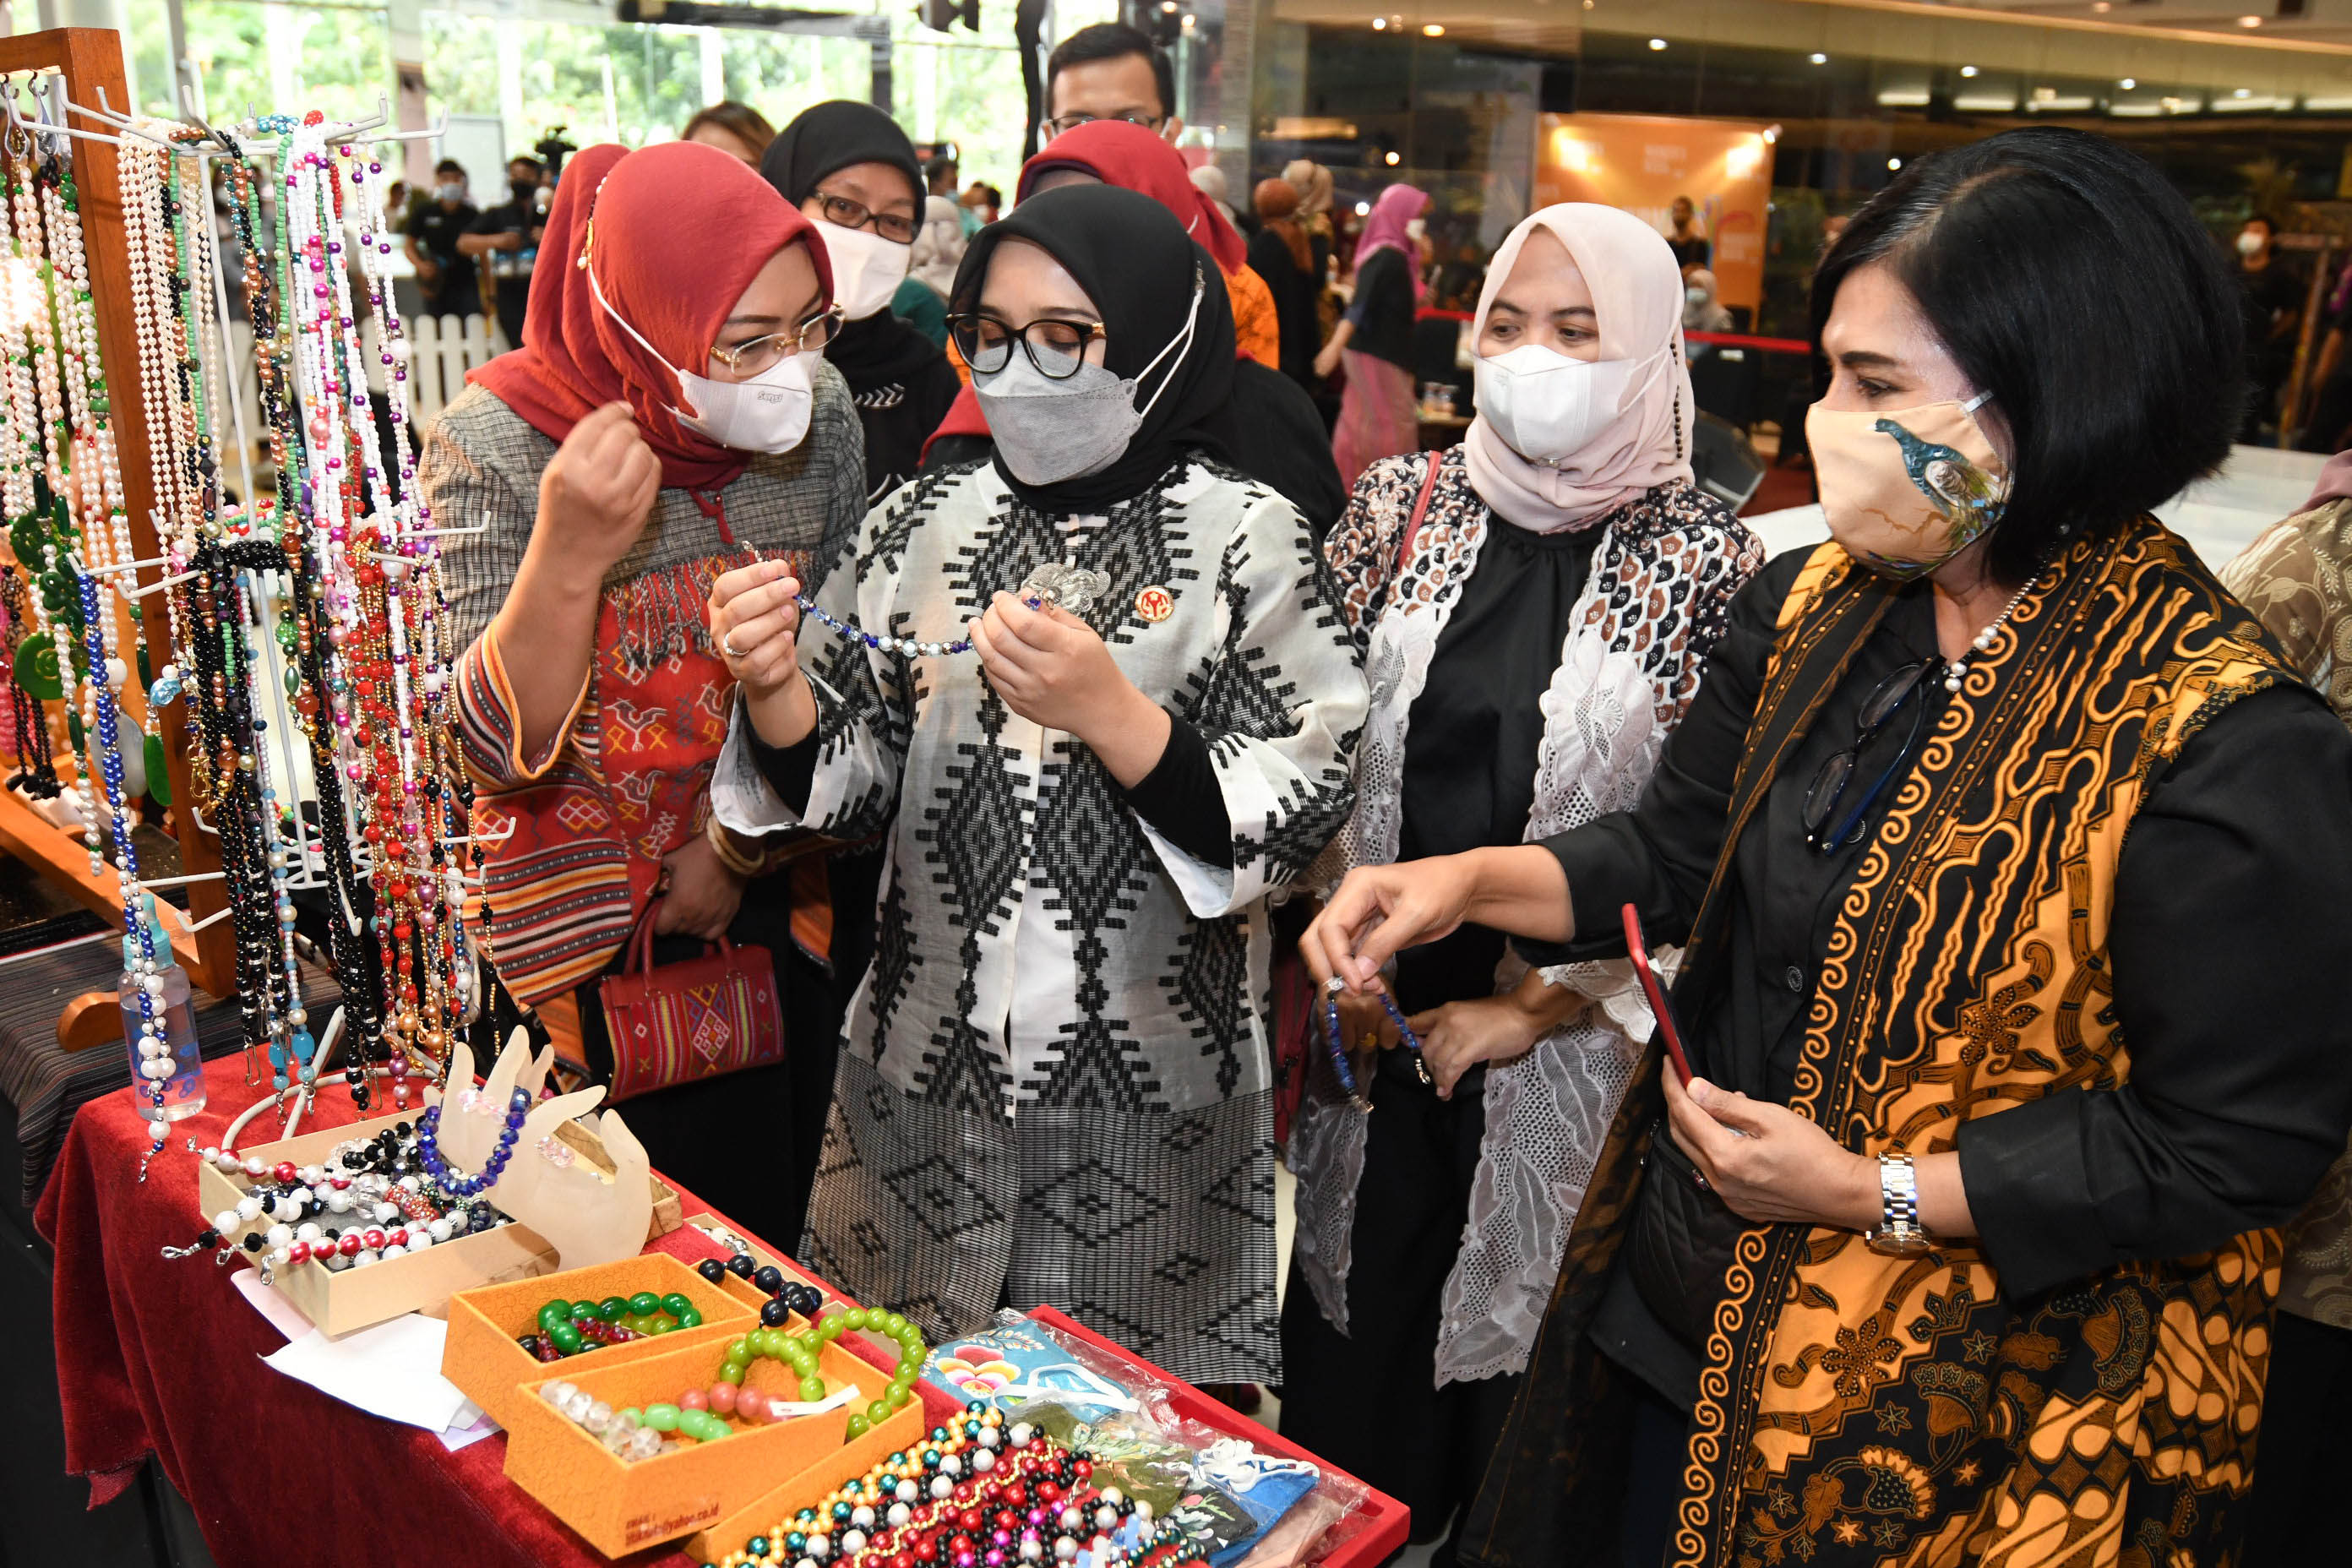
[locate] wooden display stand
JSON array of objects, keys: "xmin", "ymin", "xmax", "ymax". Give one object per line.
[{"xmin": 0, "ymin": 30, "xmax": 237, "ymax": 1044}]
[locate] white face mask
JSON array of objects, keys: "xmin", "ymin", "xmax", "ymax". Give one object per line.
[
  {"xmin": 814, "ymin": 219, "xmax": 912, "ymax": 322},
  {"xmin": 1685, "ymin": 285, "xmax": 1710, "ymax": 308},
  {"xmin": 1472, "ymin": 344, "xmax": 1650, "ymax": 465},
  {"xmin": 435, "ymin": 182, "xmax": 464, "ymax": 204},
  {"xmin": 1405, "ymin": 217, "xmax": 1427, "ymax": 243},
  {"xmin": 585, "ymin": 259, "xmax": 819, "ymax": 454}
]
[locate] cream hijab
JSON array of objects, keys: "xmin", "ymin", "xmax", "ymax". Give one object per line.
[{"xmin": 1462, "ymin": 204, "xmax": 1695, "ymax": 532}]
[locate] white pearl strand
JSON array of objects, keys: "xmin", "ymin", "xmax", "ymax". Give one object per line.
[{"xmin": 1941, "ymin": 574, "xmax": 2037, "ymax": 695}]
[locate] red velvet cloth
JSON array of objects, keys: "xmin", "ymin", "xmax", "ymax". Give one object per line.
[{"xmin": 36, "ymin": 1054, "xmax": 960, "ymax": 1568}]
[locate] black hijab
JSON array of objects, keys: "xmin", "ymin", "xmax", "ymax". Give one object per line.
[
  {"xmin": 950, "ymin": 184, "xmax": 1239, "ymax": 514},
  {"xmin": 762, "ymin": 101, "xmax": 937, "ymax": 393}
]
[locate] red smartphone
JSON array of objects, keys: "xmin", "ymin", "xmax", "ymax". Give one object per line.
[{"xmin": 1621, "ymin": 902, "xmax": 1695, "ymax": 1087}]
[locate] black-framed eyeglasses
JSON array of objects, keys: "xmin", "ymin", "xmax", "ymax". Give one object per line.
[
  {"xmin": 810, "ymin": 190, "xmax": 918, "ymax": 244},
  {"xmin": 1802, "ymin": 659, "xmax": 1938, "ymax": 855},
  {"xmin": 946, "ymin": 313, "xmax": 1108, "ymax": 380},
  {"xmin": 710, "ymin": 305, "xmax": 845, "ymax": 375},
  {"xmin": 1043, "ymin": 111, "xmax": 1165, "ymax": 137}
]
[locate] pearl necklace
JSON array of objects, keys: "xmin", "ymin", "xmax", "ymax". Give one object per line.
[{"xmin": 1940, "ymin": 571, "xmax": 2039, "ymax": 695}]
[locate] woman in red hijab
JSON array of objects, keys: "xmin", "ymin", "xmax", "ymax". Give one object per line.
[
  {"xmin": 1019, "ymin": 121, "xmax": 1278, "ymax": 368},
  {"xmin": 923, "ymin": 122, "xmax": 1344, "ymax": 535},
  {"xmin": 424, "ymin": 139, "xmax": 868, "ymax": 1245}
]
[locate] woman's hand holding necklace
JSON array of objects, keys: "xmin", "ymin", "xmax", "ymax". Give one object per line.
[
  {"xmin": 708, "ymin": 559, "xmax": 816, "ymax": 751},
  {"xmin": 969, "ymin": 593, "xmax": 1172, "ymax": 787}
]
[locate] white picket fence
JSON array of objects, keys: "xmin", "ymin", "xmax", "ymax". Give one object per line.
[{"xmin": 401, "ymin": 313, "xmax": 508, "ymax": 429}]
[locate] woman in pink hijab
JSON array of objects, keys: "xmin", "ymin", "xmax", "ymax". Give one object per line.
[
  {"xmin": 1281, "ymin": 203, "xmax": 1764, "ymax": 1549},
  {"xmin": 1318, "ymin": 183, "xmax": 1429, "ymax": 483}
]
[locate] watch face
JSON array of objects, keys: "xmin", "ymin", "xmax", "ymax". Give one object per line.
[{"xmin": 1867, "ymin": 1227, "xmax": 1932, "ymax": 1257}]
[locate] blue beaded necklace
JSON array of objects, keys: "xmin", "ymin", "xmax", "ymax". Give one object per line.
[
  {"xmin": 789, "ymin": 564, "xmax": 1111, "ymax": 659},
  {"xmin": 1321, "ymin": 983, "xmax": 1432, "ymax": 1109}
]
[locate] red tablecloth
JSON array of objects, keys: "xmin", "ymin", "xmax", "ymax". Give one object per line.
[{"xmin": 35, "ymin": 1054, "xmax": 956, "ymax": 1568}]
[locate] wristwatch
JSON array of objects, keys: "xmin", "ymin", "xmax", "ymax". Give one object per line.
[{"xmin": 1865, "ymin": 1152, "xmax": 1931, "ymax": 1256}]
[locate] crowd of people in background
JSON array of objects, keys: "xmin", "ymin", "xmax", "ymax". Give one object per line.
[{"xmin": 387, "ymin": 17, "xmax": 2352, "ymax": 1568}]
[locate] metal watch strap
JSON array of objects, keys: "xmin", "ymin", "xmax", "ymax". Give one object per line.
[{"xmin": 1870, "ymin": 1152, "xmax": 1927, "ymax": 1251}]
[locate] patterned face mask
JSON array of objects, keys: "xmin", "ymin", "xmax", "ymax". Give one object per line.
[{"xmin": 1805, "ymin": 390, "xmax": 2011, "ymax": 581}]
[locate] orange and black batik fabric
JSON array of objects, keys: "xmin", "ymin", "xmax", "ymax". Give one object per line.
[{"xmin": 1467, "ymin": 518, "xmax": 2301, "ymax": 1568}]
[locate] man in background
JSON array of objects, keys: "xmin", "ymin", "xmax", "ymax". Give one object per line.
[
  {"xmin": 459, "ymin": 155, "xmax": 547, "ymax": 351},
  {"xmin": 402, "ymin": 158, "xmax": 480, "ymax": 321},
  {"xmin": 2237, "ymin": 213, "xmax": 2306, "ymax": 442},
  {"xmin": 1043, "ymin": 22, "xmax": 1182, "ymax": 144},
  {"xmin": 1665, "ymin": 193, "xmax": 1709, "ymax": 271}
]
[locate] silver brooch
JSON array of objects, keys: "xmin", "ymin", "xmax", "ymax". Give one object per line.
[{"xmin": 1017, "ymin": 564, "xmax": 1112, "ymax": 616}]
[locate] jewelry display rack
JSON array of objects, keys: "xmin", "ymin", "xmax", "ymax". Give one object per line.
[{"xmin": 0, "ymin": 29, "xmax": 231, "ymax": 1039}]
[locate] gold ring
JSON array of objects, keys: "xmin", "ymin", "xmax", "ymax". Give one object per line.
[{"xmin": 1358, "ymin": 1032, "xmax": 1379, "ymax": 1052}]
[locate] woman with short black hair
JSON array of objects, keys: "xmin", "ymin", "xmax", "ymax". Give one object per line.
[{"xmin": 1301, "ymin": 127, "xmax": 2352, "ymax": 1568}]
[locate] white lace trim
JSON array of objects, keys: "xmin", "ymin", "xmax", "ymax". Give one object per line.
[
  {"xmin": 1293, "ymin": 498, "xmax": 1489, "ymax": 1335},
  {"xmin": 1293, "ymin": 487, "xmax": 1712, "ymax": 1385}
]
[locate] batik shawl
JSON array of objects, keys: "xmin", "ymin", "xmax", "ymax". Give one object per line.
[
  {"xmin": 1291, "ymin": 449, "xmax": 1759, "ymax": 1386},
  {"xmin": 1460, "ymin": 517, "xmax": 2298, "ymax": 1568}
]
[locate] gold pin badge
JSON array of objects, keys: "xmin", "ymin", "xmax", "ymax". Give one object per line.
[{"xmin": 1135, "ymin": 585, "xmax": 1175, "ymax": 623}]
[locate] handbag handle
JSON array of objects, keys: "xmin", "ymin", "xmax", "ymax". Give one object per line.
[
  {"xmin": 623, "ymin": 896, "xmax": 736, "ymax": 976},
  {"xmin": 1386, "ymin": 450, "xmax": 1442, "ymax": 611}
]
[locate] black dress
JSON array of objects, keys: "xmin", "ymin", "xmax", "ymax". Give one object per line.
[
  {"xmin": 1248, "ymin": 227, "xmax": 1323, "ymax": 392},
  {"xmin": 1280, "ymin": 511, "xmax": 1603, "ymax": 1553},
  {"xmin": 826, "ymin": 313, "xmax": 961, "ymax": 503}
]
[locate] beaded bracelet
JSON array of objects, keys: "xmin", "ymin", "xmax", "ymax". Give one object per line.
[
  {"xmin": 1320, "ymin": 980, "xmax": 1431, "ymax": 1109},
  {"xmin": 723, "ymin": 1305, "xmax": 929, "ymax": 1438},
  {"xmin": 701, "ymin": 1252, "xmax": 829, "ymax": 1327},
  {"xmin": 520, "ymin": 1289, "xmax": 705, "ymax": 1361}
]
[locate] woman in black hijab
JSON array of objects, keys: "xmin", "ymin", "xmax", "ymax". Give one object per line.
[
  {"xmin": 764, "ymin": 101, "xmax": 961, "ymax": 501},
  {"xmin": 705, "ymin": 185, "xmax": 1364, "ymax": 1388}
]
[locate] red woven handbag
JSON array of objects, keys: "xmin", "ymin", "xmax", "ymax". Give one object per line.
[{"xmin": 596, "ymin": 899, "xmax": 786, "ymax": 1104}]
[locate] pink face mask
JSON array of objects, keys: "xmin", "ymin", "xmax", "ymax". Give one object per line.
[{"xmin": 1805, "ymin": 391, "xmax": 2011, "ymax": 581}]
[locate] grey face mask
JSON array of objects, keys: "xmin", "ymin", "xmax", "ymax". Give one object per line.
[{"xmin": 974, "ymin": 273, "xmax": 1204, "ymax": 487}]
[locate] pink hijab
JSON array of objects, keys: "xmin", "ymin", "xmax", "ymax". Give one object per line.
[
  {"xmin": 1462, "ymin": 203, "xmax": 1695, "ymax": 532},
  {"xmin": 1355, "ymin": 183, "xmax": 1428, "ymax": 301}
]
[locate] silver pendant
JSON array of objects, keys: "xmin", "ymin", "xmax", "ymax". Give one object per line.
[{"xmin": 1017, "ymin": 564, "xmax": 1112, "ymax": 616}]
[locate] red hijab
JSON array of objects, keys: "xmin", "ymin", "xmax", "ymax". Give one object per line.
[
  {"xmin": 470, "ymin": 140, "xmax": 832, "ymax": 494},
  {"xmin": 1015, "ymin": 122, "xmax": 1246, "ymax": 277}
]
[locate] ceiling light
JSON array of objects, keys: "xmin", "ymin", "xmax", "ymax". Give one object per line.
[
  {"xmin": 1887, "ymin": 156, "xmax": 1903, "ymax": 171},
  {"xmin": 1810, "ymin": 52, "xmax": 1828, "ymax": 65},
  {"xmin": 1649, "ymin": 37, "xmax": 1668, "ymax": 51},
  {"xmin": 2237, "ymin": 13, "xmax": 2262, "ymax": 25},
  {"xmin": 1422, "ymin": 22, "xmax": 1445, "ymax": 35},
  {"xmin": 1355, "ymin": 200, "xmax": 1371, "ymax": 215},
  {"xmin": 1371, "ymin": 15, "xmax": 1386, "ymax": 26},
  {"xmin": 2234, "ymin": 86, "xmax": 2251, "ymax": 97},
  {"xmin": 2091, "ymin": 1, "xmax": 2109, "ymax": 9},
  {"xmin": 1761, "ymin": 124, "xmax": 1781, "ymax": 143},
  {"xmin": 2119, "ymin": 77, "xmax": 2135, "ymax": 89},
  {"xmin": 1959, "ymin": 65, "xmax": 1978, "ymax": 78},
  {"xmin": 1384, "ymin": 150, "xmax": 1401, "ymax": 165}
]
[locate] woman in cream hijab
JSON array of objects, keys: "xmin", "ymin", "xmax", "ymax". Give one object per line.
[{"xmin": 1282, "ymin": 203, "xmax": 1763, "ymax": 1550}]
